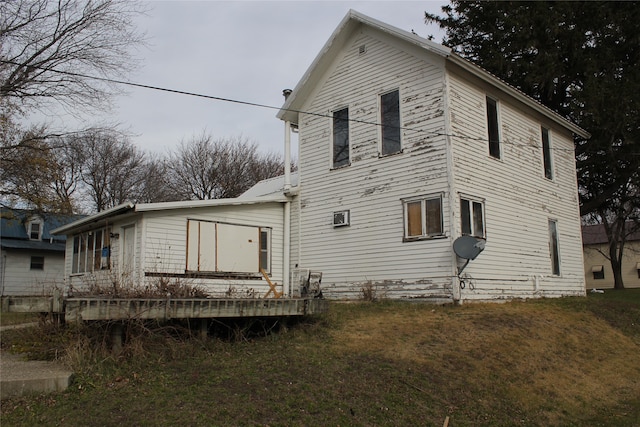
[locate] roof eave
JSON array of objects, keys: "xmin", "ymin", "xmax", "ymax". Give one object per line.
[
  {"xmin": 448, "ymin": 55, "xmax": 591, "ymax": 139},
  {"xmin": 51, "ymin": 202, "xmax": 135, "ymax": 235}
]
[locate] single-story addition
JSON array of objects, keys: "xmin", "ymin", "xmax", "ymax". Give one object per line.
[
  {"xmin": 1, "ymin": 208, "xmax": 83, "ymax": 296},
  {"xmin": 273, "ymin": 10, "xmax": 590, "ymax": 302},
  {"xmin": 51, "ymin": 197, "xmax": 293, "ymax": 298},
  {"xmin": 582, "ymin": 223, "xmax": 640, "ymax": 289}
]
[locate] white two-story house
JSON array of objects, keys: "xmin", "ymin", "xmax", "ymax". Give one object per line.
[
  {"xmin": 273, "ymin": 10, "xmax": 589, "ymax": 301},
  {"xmin": 53, "ymin": 11, "xmax": 588, "ymax": 303}
]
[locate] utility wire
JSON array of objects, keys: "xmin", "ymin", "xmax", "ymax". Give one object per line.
[{"xmin": 2, "ymin": 60, "xmax": 634, "ymax": 156}]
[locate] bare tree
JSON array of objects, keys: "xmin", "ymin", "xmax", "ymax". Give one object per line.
[
  {"xmin": 0, "ymin": 0, "xmax": 145, "ymax": 114},
  {"xmin": 74, "ymin": 129, "xmax": 147, "ymax": 211},
  {"xmin": 167, "ymin": 133, "xmax": 285, "ymax": 200}
]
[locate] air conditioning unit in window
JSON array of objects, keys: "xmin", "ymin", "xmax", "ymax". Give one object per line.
[{"xmin": 333, "ymin": 210, "xmax": 350, "ymax": 227}]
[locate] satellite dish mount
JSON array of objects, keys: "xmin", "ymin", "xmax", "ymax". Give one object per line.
[{"xmin": 453, "ymin": 235, "xmax": 486, "ymax": 276}]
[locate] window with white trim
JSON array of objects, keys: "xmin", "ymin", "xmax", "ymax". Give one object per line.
[
  {"xmin": 486, "ymin": 96, "xmax": 501, "ymax": 159},
  {"xmin": 549, "ymin": 219, "xmax": 561, "ymax": 276},
  {"xmin": 332, "ymin": 107, "xmax": 350, "ymax": 168},
  {"xmin": 541, "ymin": 127, "xmax": 553, "ymax": 179},
  {"xmin": 403, "ymin": 195, "xmax": 443, "ymax": 240},
  {"xmin": 29, "ymin": 221, "xmax": 41, "ymax": 240},
  {"xmin": 460, "ymin": 197, "xmax": 485, "ymax": 238},
  {"xmin": 381, "ymin": 89, "xmax": 401, "ymax": 156},
  {"xmin": 259, "ymin": 228, "xmax": 271, "ymax": 274},
  {"xmin": 72, "ymin": 227, "xmax": 112, "ymax": 274}
]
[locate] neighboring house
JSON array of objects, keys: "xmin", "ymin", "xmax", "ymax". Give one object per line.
[
  {"xmin": 54, "ymin": 11, "xmax": 589, "ymax": 302},
  {"xmin": 582, "ymin": 223, "xmax": 640, "ymax": 289},
  {"xmin": 0, "ymin": 208, "xmax": 83, "ymax": 296},
  {"xmin": 51, "ymin": 198, "xmax": 290, "ymax": 298}
]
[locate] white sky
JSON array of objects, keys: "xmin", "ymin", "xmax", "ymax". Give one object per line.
[{"xmin": 42, "ymin": 1, "xmax": 447, "ymax": 156}]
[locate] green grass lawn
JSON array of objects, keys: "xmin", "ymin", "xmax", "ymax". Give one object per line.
[{"xmin": 1, "ymin": 290, "xmax": 639, "ymax": 426}]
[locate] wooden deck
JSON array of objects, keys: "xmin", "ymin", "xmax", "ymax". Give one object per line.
[{"xmin": 1, "ymin": 295, "xmax": 328, "ymax": 322}]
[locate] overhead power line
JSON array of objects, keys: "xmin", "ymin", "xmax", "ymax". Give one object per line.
[{"xmin": 3, "ymin": 60, "xmax": 627, "ymax": 156}]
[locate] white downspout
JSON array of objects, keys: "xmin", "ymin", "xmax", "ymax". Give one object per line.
[
  {"xmin": 283, "ymin": 200, "xmax": 291, "ymax": 296},
  {"xmin": 282, "ymin": 89, "xmax": 293, "ymax": 296}
]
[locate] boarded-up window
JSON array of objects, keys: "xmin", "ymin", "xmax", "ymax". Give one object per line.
[
  {"xmin": 541, "ymin": 127, "xmax": 553, "ymax": 179},
  {"xmin": 486, "ymin": 97, "xmax": 501, "ymax": 159},
  {"xmin": 332, "ymin": 107, "xmax": 349, "ymax": 168},
  {"xmin": 381, "ymin": 89, "xmax": 401, "ymax": 155},
  {"xmin": 461, "ymin": 197, "xmax": 485, "ymax": 238},
  {"xmin": 403, "ymin": 195, "xmax": 443, "ymax": 240},
  {"xmin": 186, "ymin": 220, "xmax": 266, "ymax": 273},
  {"xmin": 549, "ymin": 220, "xmax": 560, "ymax": 276}
]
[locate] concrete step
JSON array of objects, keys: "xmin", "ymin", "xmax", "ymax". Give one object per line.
[{"xmin": 1, "ymin": 352, "xmax": 73, "ymax": 400}]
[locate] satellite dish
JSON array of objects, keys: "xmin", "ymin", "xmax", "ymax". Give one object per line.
[{"xmin": 453, "ymin": 235, "xmax": 486, "ymax": 260}]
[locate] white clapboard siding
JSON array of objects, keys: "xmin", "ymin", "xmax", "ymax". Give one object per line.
[
  {"xmin": 141, "ymin": 203, "xmax": 284, "ymax": 297},
  {"xmin": 1, "ymin": 251, "xmax": 65, "ymax": 296},
  {"xmin": 447, "ymin": 70, "xmax": 585, "ymax": 299},
  {"xmin": 295, "ymin": 28, "xmax": 453, "ymax": 299}
]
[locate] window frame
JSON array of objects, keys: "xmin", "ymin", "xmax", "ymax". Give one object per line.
[
  {"xmin": 71, "ymin": 227, "xmax": 112, "ymax": 275},
  {"xmin": 379, "ymin": 88, "xmax": 402, "ymax": 156},
  {"xmin": 460, "ymin": 196, "xmax": 486, "ymax": 239},
  {"xmin": 402, "ymin": 193, "xmax": 444, "ymax": 241},
  {"xmin": 331, "ymin": 106, "xmax": 350, "ymax": 169},
  {"xmin": 29, "ymin": 221, "xmax": 42, "ymax": 240},
  {"xmin": 486, "ymin": 96, "xmax": 501, "ymax": 159},
  {"xmin": 548, "ymin": 219, "xmax": 561, "ymax": 276},
  {"xmin": 259, "ymin": 227, "xmax": 272, "ymax": 274},
  {"xmin": 30, "ymin": 256, "xmax": 44, "ymax": 270},
  {"xmin": 541, "ymin": 126, "xmax": 554, "ymax": 180},
  {"xmin": 591, "ymin": 265, "xmax": 604, "ymax": 280}
]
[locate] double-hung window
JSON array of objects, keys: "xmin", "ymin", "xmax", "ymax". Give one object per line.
[
  {"xmin": 30, "ymin": 256, "xmax": 44, "ymax": 270},
  {"xmin": 541, "ymin": 127, "xmax": 553, "ymax": 179},
  {"xmin": 332, "ymin": 107, "xmax": 350, "ymax": 168},
  {"xmin": 29, "ymin": 222, "xmax": 41, "ymax": 240},
  {"xmin": 381, "ymin": 89, "xmax": 401, "ymax": 156},
  {"xmin": 403, "ymin": 195, "xmax": 443, "ymax": 240},
  {"xmin": 486, "ymin": 96, "xmax": 501, "ymax": 159},
  {"xmin": 549, "ymin": 219, "xmax": 561, "ymax": 275},
  {"xmin": 460, "ymin": 197, "xmax": 485, "ymax": 238}
]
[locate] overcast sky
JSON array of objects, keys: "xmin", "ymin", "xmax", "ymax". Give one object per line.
[{"xmin": 45, "ymin": 1, "xmax": 447, "ymax": 156}]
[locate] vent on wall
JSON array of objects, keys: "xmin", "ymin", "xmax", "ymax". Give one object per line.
[{"xmin": 333, "ymin": 210, "xmax": 350, "ymax": 227}]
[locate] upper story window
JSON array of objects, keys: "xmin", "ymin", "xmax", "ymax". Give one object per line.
[
  {"xmin": 541, "ymin": 127, "xmax": 553, "ymax": 179},
  {"xmin": 486, "ymin": 96, "xmax": 501, "ymax": 159},
  {"xmin": 461, "ymin": 196, "xmax": 485, "ymax": 238},
  {"xmin": 332, "ymin": 107, "xmax": 350, "ymax": 168},
  {"xmin": 403, "ymin": 194, "xmax": 443, "ymax": 240},
  {"xmin": 28, "ymin": 221, "xmax": 41, "ymax": 240},
  {"xmin": 381, "ymin": 89, "xmax": 401, "ymax": 156}
]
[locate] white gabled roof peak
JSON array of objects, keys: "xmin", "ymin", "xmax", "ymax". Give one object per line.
[{"xmin": 277, "ymin": 9, "xmax": 589, "ymax": 139}]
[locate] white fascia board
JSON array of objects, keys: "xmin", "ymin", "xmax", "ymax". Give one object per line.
[
  {"xmin": 51, "ymin": 202, "xmax": 135, "ymax": 235},
  {"xmin": 134, "ymin": 196, "xmax": 290, "ymax": 213},
  {"xmin": 277, "ymin": 10, "xmax": 451, "ymax": 125}
]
